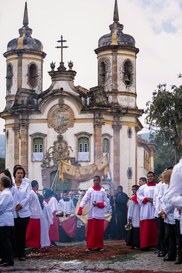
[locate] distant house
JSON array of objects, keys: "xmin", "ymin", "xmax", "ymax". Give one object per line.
[{"xmin": 137, "ymin": 136, "xmax": 157, "ymax": 178}]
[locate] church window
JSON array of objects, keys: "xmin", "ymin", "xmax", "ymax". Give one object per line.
[
  {"xmin": 34, "ymin": 138, "xmax": 43, "ymax": 153},
  {"xmin": 78, "ymin": 137, "xmax": 89, "ymax": 161},
  {"xmin": 144, "ymin": 150, "xmax": 150, "ymax": 170},
  {"xmin": 127, "ymin": 167, "xmax": 132, "ymax": 179},
  {"xmin": 75, "ymin": 132, "xmax": 92, "ymax": 162},
  {"xmin": 102, "ymin": 134, "xmax": 112, "ymax": 161},
  {"xmin": 127, "ymin": 127, "xmax": 132, "ymax": 138},
  {"xmin": 33, "ymin": 138, "xmax": 43, "ymax": 161},
  {"xmin": 30, "ymin": 133, "xmax": 46, "ymax": 162},
  {"xmin": 28, "ymin": 63, "xmax": 38, "ymax": 88},
  {"xmin": 103, "ymin": 137, "xmax": 110, "ymax": 154},
  {"xmin": 123, "ymin": 60, "xmax": 133, "ymax": 86},
  {"xmin": 6, "ymin": 64, "xmax": 13, "ymax": 93},
  {"xmin": 99, "ymin": 62, "xmax": 106, "ymax": 86}
]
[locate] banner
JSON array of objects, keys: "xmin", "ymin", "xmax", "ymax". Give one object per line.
[{"xmin": 60, "ymin": 155, "xmax": 109, "ymax": 182}]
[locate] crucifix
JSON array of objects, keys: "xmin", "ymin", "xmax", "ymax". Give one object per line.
[{"xmin": 56, "ymin": 35, "xmax": 68, "ymax": 63}]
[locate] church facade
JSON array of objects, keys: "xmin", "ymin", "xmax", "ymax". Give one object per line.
[{"xmin": 0, "ymin": 1, "xmax": 155, "ymax": 194}]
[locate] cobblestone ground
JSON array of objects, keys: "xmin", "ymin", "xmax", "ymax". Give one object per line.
[{"xmin": 0, "ymin": 241, "xmax": 182, "ymax": 273}]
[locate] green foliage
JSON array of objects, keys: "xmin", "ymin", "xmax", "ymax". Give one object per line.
[
  {"xmin": 150, "ymin": 132, "xmax": 176, "ymax": 178},
  {"xmin": 145, "ymin": 84, "xmax": 182, "ymax": 161},
  {"xmin": 0, "ymin": 157, "xmax": 5, "ymax": 171}
]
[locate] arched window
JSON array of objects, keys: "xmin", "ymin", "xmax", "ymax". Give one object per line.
[
  {"xmin": 33, "ymin": 137, "xmax": 43, "ymax": 161},
  {"xmin": 30, "ymin": 133, "xmax": 46, "ymax": 161},
  {"xmin": 75, "ymin": 132, "xmax": 92, "ymax": 162},
  {"xmin": 33, "ymin": 137, "xmax": 43, "ymax": 153},
  {"xmin": 28, "ymin": 63, "xmax": 38, "ymax": 88},
  {"xmin": 103, "ymin": 137, "xmax": 110, "ymax": 154},
  {"xmin": 99, "ymin": 62, "xmax": 106, "ymax": 86},
  {"xmin": 78, "ymin": 137, "xmax": 89, "ymax": 152},
  {"xmin": 127, "ymin": 127, "xmax": 132, "ymax": 138},
  {"xmin": 6, "ymin": 64, "xmax": 13, "ymax": 93},
  {"xmin": 123, "ymin": 60, "xmax": 133, "ymax": 86}
]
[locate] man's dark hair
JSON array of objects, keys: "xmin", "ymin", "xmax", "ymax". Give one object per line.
[
  {"xmin": 31, "ymin": 180, "xmax": 38, "ymax": 188},
  {"xmin": 147, "ymin": 171, "xmax": 155, "ymax": 177},
  {"xmin": 132, "ymin": 184, "xmax": 140, "ymax": 191},
  {"xmin": 139, "ymin": 177, "xmax": 147, "ymax": 183},
  {"xmin": 0, "ymin": 169, "xmax": 13, "ymax": 187},
  {"xmin": 0, "ymin": 176, "xmax": 11, "ymax": 188}
]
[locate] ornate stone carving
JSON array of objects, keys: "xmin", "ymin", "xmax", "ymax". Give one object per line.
[
  {"xmin": 41, "ymin": 134, "xmax": 70, "ymax": 169},
  {"xmin": 52, "ymin": 134, "xmax": 70, "ymax": 164},
  {"xmin": 48, "ymin": 98, "xmax": 74, "ymax": 134},
  {"xmin": 88, "ymin": 86, "xmax": 108, "ymax": 107}
]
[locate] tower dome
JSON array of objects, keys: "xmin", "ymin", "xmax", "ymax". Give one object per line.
[
  {"xmin": 6, "ymin": 2, "xmax": 43, "ymax": 52},
  {"xmin": 98, "ymin": 0, "xmax": 136, "ymax": 49}
]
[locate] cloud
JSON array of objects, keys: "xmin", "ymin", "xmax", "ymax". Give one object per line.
[{"xmin": 134, "ymin": 0, "xmax": 182, "ymax": 34}]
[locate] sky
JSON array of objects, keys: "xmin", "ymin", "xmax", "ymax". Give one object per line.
[{"xmin": 0, "ymin": 0, "xmax": 182, "ymax": 134}]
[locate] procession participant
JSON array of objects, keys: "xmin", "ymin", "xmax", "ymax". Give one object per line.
[
  {"xmin": 26, "ymin": 180, "xmax": 43, "ymax": 249},
  {"xmin": 43, "ymin": 188, "xmax": 59, "ymax": 245},
  {"xmin": 138, "ymin": 177, "xmax": 147, "ymax": 186},
  {"xmin": 126, "ymin": 185, "xmax": 140, "ymax": 248},
  {"xmin": 164, "ymin": 158, "xmax": 182, "ymax": 264},
  {"xmin": 0, "ymin": 176, "xmax": 14, "ymax": 267},
  {"xmin": 13, "ymin": 165, "xmax": 30, "ymax": 184},
  {"xmin": 77, "ymin": 176, "xmax": 108, "ymax": 251},
  {"xmin": 114, "ymin": 185, "xmax": 129, "ymax": 240},
  {"xmin": 58, "ymin": 190, "xmax": 75, "ymax": 242},
  {"xmin": 38, "ymin": 195, "xmax": 53, "ymax": 248},
  {"xmin": 13, "ymin": 166, "xmax": 31, "ymax": 261},
  {"xmin": 137, "ymin": 171, "xmax": 158, "ymax": 250},
  {"xmin": 153, "ymin": 174, "xmax": 168, "ymax": 257},
  {"xmin": 0, "ymin": 169, "xmax": 16, "ymax": 255},
  {"xmin": 75, "ymin": 190, "xmax": 87, "ymax": 242},
  {"xmin": 159, "ymin": 169, "xmax": 176, "ymax": 261}
]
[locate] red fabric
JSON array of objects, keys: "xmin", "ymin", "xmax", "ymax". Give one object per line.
[
  {"xmin": 140, "ymin": 219, "xmax": 158, "ymax": 249},
  {"xmin": 26, "ymin": 218, "xmax": 41, "ymax": 249},
  {"xmin": 77, "ymin": 207, "xmax": 83, "ymax": 215},
  {"xmin": 97, "ymin": 202, "xmax": 104, "ymax": 208},
  {"xmin": 147, "ymin": 182, "xmax": 156, "ymax": 186},
  {"xmin": 131, "ymin": 195, "xmax": 138, "ymax": 204},
  {"xmin": 142, "ymin": 198, "xmax": 147, "ymax": 204},
  {"xmin": 49, "ymin": 213, "xmax": 59, "ymax": 242},
  {"xmin": 92, "ymin": 186, "xmax": 101, "ymax": 191},
  {"xmin": 62, "ymin": 216, "xmax": 77, "ymax": 238},
  {"xmin": 86, "ymin": 219, "xmax": 104, "ymax": 249}
]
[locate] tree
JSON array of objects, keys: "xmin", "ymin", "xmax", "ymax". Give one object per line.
[
  {"xmin": 145, "ymin": 83, "xmax": 182, "ymax": 161},
  {"xmin": 149, "ymin": 132, "xmax": 176, "ymax": 178}
]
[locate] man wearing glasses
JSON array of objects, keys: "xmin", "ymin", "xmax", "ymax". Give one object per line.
[{"xmin": 137, "ymin": 171, "xmax": 158, "ymax": 250}]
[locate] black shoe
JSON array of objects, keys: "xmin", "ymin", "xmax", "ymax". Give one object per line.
[
  {"xmin": 0, "ymin": 261, "xmax": 14, "ymax": 267},
  {"xmin": 175, "ymin": 257, "xmax": 182, "ymax": 264},
  {"xmin": 19, "ymin": 256, "xmax": 26, "ymax": 261},
  {"xmin": 157, "ymin": 251, "xmax": 165, "ymax": 257},
  {"xmin": 163, "ymin": 255, "xmax": 176, "ymax": 261}
]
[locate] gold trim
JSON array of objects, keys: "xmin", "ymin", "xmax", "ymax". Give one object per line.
[
  {"xmin": 97, "ymin": 52, "xmax": 136, "ymax": 59},
  {"xmin": 6, "ymin": 56, "xmax": 42, "ymax": 62}
]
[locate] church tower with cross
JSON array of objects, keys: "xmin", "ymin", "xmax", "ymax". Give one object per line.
[{"xmin": 1, "ymin": 1, "xmax": 155, "ymax": 194}]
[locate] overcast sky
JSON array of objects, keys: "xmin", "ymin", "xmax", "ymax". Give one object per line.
[{"xmin": 0, "ymin": 0, "xmax": 182, "ymax": 134}]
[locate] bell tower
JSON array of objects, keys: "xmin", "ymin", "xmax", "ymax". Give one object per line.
[
  {"xmin": 95, "ymin": 0, "xmax": 139, "ymax": 109},
  {"xmin": 3, "ymin": 2, "xmax": 46, "ymax": 108}
]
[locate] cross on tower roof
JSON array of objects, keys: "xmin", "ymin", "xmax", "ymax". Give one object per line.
[{"xmin": 56, "ymin": 35, "xmax": 68, "ymax": 64}]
